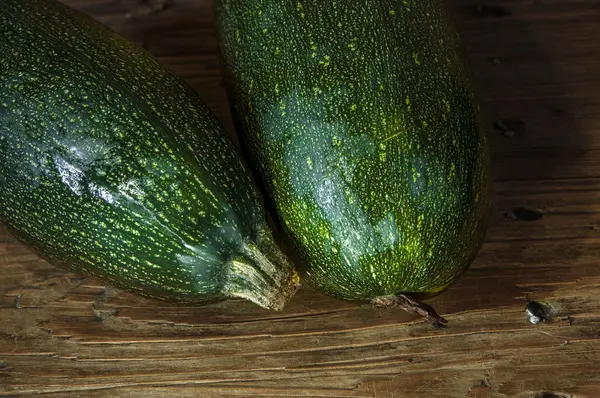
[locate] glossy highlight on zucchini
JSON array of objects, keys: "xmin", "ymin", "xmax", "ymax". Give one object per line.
[
  {"xmin": 0, "ymin": 0, "xmax": 299, "ymax": 310},
  {"xmin": 215, "ymin": 0, "xmax": 491, "ymax": 310}
]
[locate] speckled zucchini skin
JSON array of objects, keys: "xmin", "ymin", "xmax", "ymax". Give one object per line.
[
  {"xmin": 0, "ymin": 0, "xmax": 298, "ymax": 309},
  {"xmin": 215, "ymin": 0, "xmax": 492, "ymax": 300}
]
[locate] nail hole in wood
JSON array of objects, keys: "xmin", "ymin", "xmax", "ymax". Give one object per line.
[
  {"xmin": 469, "ymin": 5, "xmax": 511, "ymax": 18},
  {"xmin": 533, "ymin": 393, "xmax": 571, "ymax": 398},
  {"xmin": 526, "ymin": 301, "xmax": 553, "ymax": 324},
  {"xmin": 505, "ymin": 207, "xmax": 544, "ymax": 221},
  {"xmin": 493, "ymin": 118, "xmax": 527, "ymax": 138}
]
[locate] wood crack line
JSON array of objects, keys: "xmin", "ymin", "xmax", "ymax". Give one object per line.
[
  {"xmin": 0, "ymin": 378, "xmax": 361, "ymax": 396},
  {"xmin": 9, "ymin": 326, "xmax": 588, "ymax": 360},
  {"xmin": 74, "ymin": 307, "xmax": 528, "ymax": 346}
]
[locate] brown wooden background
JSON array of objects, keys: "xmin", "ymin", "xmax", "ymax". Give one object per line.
[{"xmin": 2, "ymin": 0, "xmax": 600, "ymax": 396}]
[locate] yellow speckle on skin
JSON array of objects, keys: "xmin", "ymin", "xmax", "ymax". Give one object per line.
[
  {"xmin": 370, "ymin": 264, "xmax": 377, "ymax": 280},
  {"xmin": 319, "ymin": 55, "xmax": 331, "ymax": 68},
  {"xmin": 412, "ymin": 52, "xmax": 421, "ymax": 65},
  {"xmin": 389, "ymin": 9, "xmax": 396, "ymax": 16},
  {"xmin": 350, "ymin": 104, "xmax": 357, "ymax": 111},
  {"xmin": 306, "ymin": 156, "xmax": 313, "ymax": 169},
  {"xmin": 344, "ymin": 187, "xmax": 355, "ymax": 204},
  {"xmin": 274, "ymin": 47, "xmax": 280, "ymax": 55},
  {"xmin": 442, "ymin": 98, "xmax": 451, "ymax": 113},
  {"xmin": 449, "ymin": 163, "xmax": 456, "ymax": 179}
]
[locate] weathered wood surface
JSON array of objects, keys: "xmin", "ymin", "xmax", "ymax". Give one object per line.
[{"xmin": 2, "ymin": 0, "xmax": 600, "ymax": 396}]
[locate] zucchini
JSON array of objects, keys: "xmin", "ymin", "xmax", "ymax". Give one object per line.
[
  {"xmin": 0, "ymin": 0, "xmax": 299, "ymax": 310},
  {"xmin": 215, "ymin": 0, "xmax": 491, "ymax": 320}
]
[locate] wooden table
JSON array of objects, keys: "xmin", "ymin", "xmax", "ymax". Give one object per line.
[{"xmin": 2, "ymin": 1, "xmax": 600, "ymax": 396}]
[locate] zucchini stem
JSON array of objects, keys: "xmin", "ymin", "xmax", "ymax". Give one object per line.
[
  {"xmin": 224, "ymin": 229, "xmax": 300, "ymax": 310},
  {"xmin": 372, "ymin": 294, "xmax": 448, "ymax": 328}
]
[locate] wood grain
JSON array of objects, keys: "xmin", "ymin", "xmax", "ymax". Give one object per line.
[{"xmin": 2, "ymin": 0, "xmax": 600, "ymax": 396}]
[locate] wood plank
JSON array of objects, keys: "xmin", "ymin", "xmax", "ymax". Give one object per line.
[{"xmin": 2, "ymin": 0, "xmax": 600, "ymax": 396}]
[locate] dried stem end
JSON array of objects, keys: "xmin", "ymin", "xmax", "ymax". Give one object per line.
[{"xmin": 372, "ymin": 294, "xmax": 448, "ymax": 328}]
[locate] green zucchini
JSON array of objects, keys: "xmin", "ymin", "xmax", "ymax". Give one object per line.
[
  {"xmin": 0, "ymin": 0, "xmax": 299, "ymax": 310},
  {"xmin": 215, "ymin": 0, "xmax": 491, "ymax": 317}
]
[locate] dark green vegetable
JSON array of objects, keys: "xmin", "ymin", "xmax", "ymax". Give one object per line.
[
  {"xmin": 0, "ymin": 0, "xmax": 299, "ymax": 310},
  {"xmin": 215, "ymin": 0, "xmax": 491, "ymax": 320}
]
